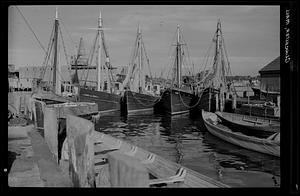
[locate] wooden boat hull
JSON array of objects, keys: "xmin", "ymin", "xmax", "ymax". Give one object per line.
[
  {"xmin": 154, "ymin": 88, "xmax": 193, "ymax": 115},
  {"xmin": 79, "ymin": 87, "xmax": 121, "ymax": 113},
  {"xmin": 92, "ymin": 131, "xmax": 229, "ymax": 187},
  {"xmin": 215, "ymin": 111, "xmax": 280, "ymax": 138},
  {"xmin": 190, "ymin": 87, "xmax": 219, "ymax": 115},
  {"xmin": 120, "ymin": 90, "xmax": 159, "ymax": 115},
  {"xmin": 252, "ymin": 87, "xmax": 280, "ymax": 102},
  {"xmin": 202, "ymin": 110, "xmax": 280, "ymax": 157},
  {"xmin": 236, "ymin": 104, "xmax": 280, "ymax": 119}
]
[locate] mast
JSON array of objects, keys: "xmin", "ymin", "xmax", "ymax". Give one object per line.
[
  {"xmin": 97, "ymin": 11, "xmax": 102, "ymax": 91},
  {"xmin": 212, "ymin": 19, "xmax": 224, "ymax": 89},
  {"xmin": 176, "ymin": 25, "xmax": 182, "ymax": 88},
  {"xmin": 53, "ymin": 7, "xmax": 59, "ymax": 93},
  {"xmin": 138, "ymin": 24, "xmax": 142, "ymax": 93},
  {"xmin": 216, "ymin": 19, "xmax": 221, "ymax": 61}
]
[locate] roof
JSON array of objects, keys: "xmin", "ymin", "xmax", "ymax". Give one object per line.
[{"xmin": 259, "ymin": 56, "xmax": 280, "ymax": 73}]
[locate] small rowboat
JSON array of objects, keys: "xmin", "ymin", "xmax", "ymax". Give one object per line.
[
  {"xmin": 202, "ymin": 110, "xmax": 280, "ymax": 157},
  {"xmin": 215, "ymin": 111, "xmax": 280, "ymax": 138},
  {"xmin": 92, "ymin": 131, "xmax": 229, "ymax": 187}
]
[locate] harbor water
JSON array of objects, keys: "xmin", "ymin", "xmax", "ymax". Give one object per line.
[{"xmin": 95, "ymin": 113, "xmax": 280, "ymax": 187}]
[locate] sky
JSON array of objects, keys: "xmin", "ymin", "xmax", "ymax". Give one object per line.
[{"xmin": 8, "ymin": 5, "xmax": 280, "ymax": 77}]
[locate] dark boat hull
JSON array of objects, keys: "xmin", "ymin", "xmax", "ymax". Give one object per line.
[
  {"xmin": 190, "ymin": 87, "xmax": 219, "ymax": 115},
  {"xmin": 121, "ymin": 90, "xmax": 159, "ymax": 115},
  {"xmin": 79, "ymin": 87, "xmax": 121, "ymax": 113},
  {"xmin": 154, "ymin": 88, "xmax": 193, "ymax": 115},
  {"xmin": 215, "ymin": 111, "xmax": 280, "ymax": 138},
  {"xmin": 252, "ymin": 87, "xmax": 280, "ymax": 102},
  {"xmin": 235, "ymin": 104, "xmax": 280, "ymax": 119}
]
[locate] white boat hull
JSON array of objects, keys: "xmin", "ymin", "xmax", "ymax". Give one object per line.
[{"xmin": 202, "ymin": 111, "xmax": 280, "ymax": 157}]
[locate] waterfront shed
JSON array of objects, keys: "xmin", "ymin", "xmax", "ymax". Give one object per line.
[{"xmin": 258, "ymin": 56, "xmax": 280, "ymax": 92}]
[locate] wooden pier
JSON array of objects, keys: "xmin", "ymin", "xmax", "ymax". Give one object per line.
[{"xmin": 8, "ymin": 94, "xmax": 229, "ymax": 188}]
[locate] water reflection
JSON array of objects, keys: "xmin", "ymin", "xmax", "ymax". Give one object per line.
[{"xmin": 95, "ymin": 113, "xmax": 280, "ymax": 187}]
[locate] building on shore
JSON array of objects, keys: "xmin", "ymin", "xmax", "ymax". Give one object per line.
[
  {"xmin": 8, "ymin": 64, "xmax": 125, "ymax": 92},
  {"xmin": 258, "ymin": 56, "xmax": 280, "ymax": 93},
  {"xmin": 252, "ymin": 56, "xmax": 280, "ymax": 102}
]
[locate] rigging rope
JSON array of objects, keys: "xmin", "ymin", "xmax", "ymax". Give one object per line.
[
  {"xmin": 83, "ymin": 32, "xmax": 98, "ymax": 87},
  {"xmin": 101, "ymin": 30, "xmax": 116, "ymax": 85},
  {"xmin": 40, "ymin": 23, "xmax": 55, "ymax": 80},
  {"xmin": 141, "ymin": 39, "xmax": 153, "ymax": 79},
  {"xmin": 15, "ymin": 5, "xmax": 55, "ymax": 84},
  {"xmin": 220, "ymin": 31, "xmax": 238, "ymax": 96},
  {"xmin": 160, "ymin": 29, "xmax": 178, "ymax": 79},
  {"xmin": 198, "ymin": 33, "xmax": 215, "ymax": 77},
  {"xmin": 60, "ymin": 19, "xmax": 77, "ymax": 54},
  {"xmin": 59, "ymin": 25, "xmax": 71, "ymax": 77},
  {"xmin": 15, "ymin": 6, "xmax": 47, "ymax": 54},
  {"xmin": 179, "ymin": 28, "xmax": 194, "ymax": 79}
]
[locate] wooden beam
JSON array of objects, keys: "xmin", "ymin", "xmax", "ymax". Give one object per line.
[
  {"xmin": 107, "ymin": 151, "xmax": 149, "ymax": 187},
  {"xmin": 66, "ymin": 115, "xmax": 95, "ymax": 187}
]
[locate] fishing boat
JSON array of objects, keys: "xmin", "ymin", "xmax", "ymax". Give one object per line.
[
  {"xmin": 31, "ymin": 7, "xmax": 75, "ymax": 105},
  {"xmin": 75, "ymin": 11, "xmax": 121, "ymax": 114},
  {"xmin": 154, "ymin": 25, "xmax": 195, "ymax": 115},
  {"xmin": 202, "ymin": 110, "xmax": 280, "ymax": 157},
  {"xmin": 235, "ymin": 103, "xmax": 280, "ymax": 120},
  {"xmin": 190, "ymin": 20, "xmax": 234, "ymax": 115},
  {"xmin": 121, "ymin": 25, "xmax": 159, "ymax": 115},
  {"xmin": 92, "ymin": 130, "xmax": 229, "ymax": 187},
  {"xmin": 215, "ymin": 111, "xmax": 280, "ymax": 138},
  {"xmin": 252, "ymin": 86, "xmax": 280, "ymax": 100}
]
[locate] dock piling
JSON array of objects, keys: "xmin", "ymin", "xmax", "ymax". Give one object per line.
[
  {"xmin": 66, "ymin": 114, "xmax": 95, "ymax": 187},
  {"xmin": 232, "ymin": 94, "xmax": 237, "ymax": 111},
  {"xmin": 44, "ymin": 107, "xmax": 59, "ymax": 162}
]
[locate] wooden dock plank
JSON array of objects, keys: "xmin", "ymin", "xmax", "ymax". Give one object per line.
[{"xmin": 92, "ymin": 131, "xmax": 229, "ymax": 187}]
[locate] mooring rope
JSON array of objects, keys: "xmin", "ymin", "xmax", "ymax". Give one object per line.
[
  {"xmin": 178, "ymin": 88, "xmax": 204, "ymax": 109},
  {"xmin": 127, "ymin": 90, "xmax": 163, "ymax": 108}
]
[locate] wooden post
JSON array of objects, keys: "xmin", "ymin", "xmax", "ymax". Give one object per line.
[
  {"xmin": 208, "ymin": 88, "xmax": 211, "ymax": 112},
  {"xmin": 232, "ymin": 94, "xmax": 236, "ymax": 111},
  {"xmin": 220, "ymin": 91, "xmax": 224, "ymax": 112},
  {"xmin": 247, "ymin": 93, "xmax": 250, "ymax": 105},
  {"xmin": 108, "ymin": 151, "xmax": 149, "ymax": 187},
  {"xmin": 226, "ymin": 92, "xmax": 229, "ymax": 100},
  {"xmin": 66, "ymin": 114, "xmax": 95, "ymax": 187},
  {"xmin": 30, "ymin": 97, "xmax": 36, "ymax": 122},
  {"xmin": 277, "ymin": 96, "xmax": 280, "ymax": 107},
  {"xmin": 44, "ymin": 107, "xmax": 59, "ymax": 162},
  {"xmin": 34, "ymin": 100, "xmax": 46, "ymax": 131},
  {"xmin": 215, "ymin": 93, "xmax": 219, "ymax": 111}
]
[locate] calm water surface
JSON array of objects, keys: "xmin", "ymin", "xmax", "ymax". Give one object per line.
[{"xmin": 95, "ymin": 113, "xmax": 280, "ymax": 187}]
